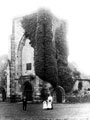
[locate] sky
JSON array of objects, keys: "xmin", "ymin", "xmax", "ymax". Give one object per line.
[{"xmin": 0, "ymin": 0, "xmax": 90, "ymax": 75}]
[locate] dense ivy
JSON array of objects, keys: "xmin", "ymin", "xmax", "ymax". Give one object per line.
[
  {"xmin": 21, "ymin": 10, "xmax": 73, "ymax": 91},
  {"xmin": 55, "ymin": 24, "xmax": 73, "ymax": 92},
  {"xmin": 21, "ymin": 13, "xmax": 37, "ymax": 47},
  {"xmin": 58, "ymin": 66, "xmax": 74, "ymax": 93},
  {"xmin": 34, "ymin": 11, "xmax": 58, "ymax": 87}
]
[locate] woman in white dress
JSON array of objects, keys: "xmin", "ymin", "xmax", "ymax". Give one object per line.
[{"xmin": 47, "ymin": 94, "xmax": 53, "ymax": 110}]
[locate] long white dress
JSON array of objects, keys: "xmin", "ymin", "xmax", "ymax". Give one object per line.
[
  {"xmin": 47, "ymin": 95, "xmax": 53, "ymax": 109},
  {"xmin": 43, "ymin": 101, "xmax": 47, "ymax": 110}
]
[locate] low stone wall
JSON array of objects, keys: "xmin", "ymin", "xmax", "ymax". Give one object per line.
[{"xmin": 66, "ymin": 94, "xmax": 90, "ymax": 103}]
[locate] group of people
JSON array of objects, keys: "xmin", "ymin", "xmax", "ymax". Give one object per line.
[
  {"xmin": 43, "ymin": 94, "xmax": 53, "ymax": 110},
  {"xmin": 22, "ymin": 93, "xmax": 53, "ymax": 111}
]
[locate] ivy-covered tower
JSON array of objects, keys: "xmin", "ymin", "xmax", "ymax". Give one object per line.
[{"xmin": 10, "ymin": 9, "xmax": 68, "ymax": 103}]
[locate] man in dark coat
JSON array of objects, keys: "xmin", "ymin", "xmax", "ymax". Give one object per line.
[{"xmin": 22, "ymin": 96, "xmax": 27, "ymax": 111}]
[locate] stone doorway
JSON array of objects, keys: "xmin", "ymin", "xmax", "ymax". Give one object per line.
[
  {"xmin": 55, "ymin": 86, "xmax": 65, "ymax": 103},
  {"xmin": 23, "ymin": 81, "xmax": 33, "ymax": 101}
]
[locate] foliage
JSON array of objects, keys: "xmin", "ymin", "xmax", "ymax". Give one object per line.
[
  {"xmin": 34, "ymin": 11, "xmax": 58, "ymax": 87},
  {"xmin": 68, "ymin": 62, "xmax": 81, "ymax": 79},
  {"xmin": 40, "ymin": 87, "xmax": 48, "ymax": 101},
  {"xmin": 58, "ymin": 66, "xmax": 74, "ymax": 93},
  {"xmin": 21, "ymin": 10, "xmax": 73, "ymax": 90},
  {"xmin": 21, "ymin": 13, "xmax": 37, "ymax": 47},
  {"xmin": 73, "ymin": 90, "xmax": 78, "ymax": 95},
  {"xmin": 55, "ymin": 22, "xmax": 68, "ymax": 64},
  {"xmin": 30, "ymin": 74, "xmax": 36, "ymax": 80},
  {"xmin": 21, "ymin": 10, "xmax": 58, "ymax": 87},
  {"xmin": 72, "ymin": 70, "xmax": 81, "ymax": 79},
  {"xmin": 55, "ymin": 24, "xmax": 73, "ymax": 92}
]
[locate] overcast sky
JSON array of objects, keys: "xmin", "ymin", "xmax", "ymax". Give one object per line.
[{"xmin": 0, "ymin": 0, "xmax": 90, "ymax": 75}]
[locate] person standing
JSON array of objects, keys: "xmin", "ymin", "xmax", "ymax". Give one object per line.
[
  {"xmin": 43, "ymin": 100, "xmax": 47, "ymax": 110},
  {"xmin": 42, "ymin": 93, "xmax": 48, "ymax": 110},
  {"xmin": 22, "ymin": 96, "xmax": 27, "ymax": 111},
  {"xmin": 41, "ymin": 88, "xmax": 48, "ymax": 110},
  {"xmin": 47, "ymin": 94, "xmax": 53, "ymax": 110}
]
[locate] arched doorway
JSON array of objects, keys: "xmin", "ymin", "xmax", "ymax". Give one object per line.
[
  {"xmin": 55, "ymin": 86, "xmax": 65, "ymax": 103},
  {"xmin": 23, "ymin": 81, "xmax": 33, "ymax": 101},
  {"xmin": 0, "ymin": 87, "xmax": 6, "ymax": 102}
]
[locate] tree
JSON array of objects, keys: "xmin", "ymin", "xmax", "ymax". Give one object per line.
[
  {"xmin": 68, "ymin": 62, "xmax": 81, "ymax": 80},
  {"xmin": 55, "ymin": 23, "xmax": 73, "ymax": 92},
  {"xmin": 21, "ymin": 9, "xmax": 72, "ymax": 90},
  {"xmin": 55, "ymin": 22, "xmax": 68, "ymax": 65},
  {"xmin": 72, "ymin": 70, "xmax": 81, "ymax": 80},
  {"xmin": 58, "ymin": 66, "xmax": 74, "ymax": 93},
  {"xmin": 34, "ymin": 10, "xmax": 58, "ymax": 87},
  {"xmin": 21, "ymin": 10, "xmax": 58, "ymax": 87}
]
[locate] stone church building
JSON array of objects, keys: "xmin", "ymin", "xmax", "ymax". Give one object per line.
[
  {"xmin": 7, "ymin": 11, "xmax": 66, "ymax": 103},
  {"xmin": 2, "ymin": 10, "xmax": 89, "ymax": 103}
]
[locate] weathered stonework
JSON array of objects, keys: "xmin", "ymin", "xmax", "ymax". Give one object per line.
[
  {"xmin": 10, "ymin": 20, "xmax": 16, "ymax": 95},
  {"xmin": 73, "ymin": 79, "xmax": 90, "ymax": 96},
  {"xmin": 10, "ymin": 18, "xmax": 43, "ymax": 101},
  {"xmin": 10, "ymin": 12, "xmax": 66, "ymax": 103}
]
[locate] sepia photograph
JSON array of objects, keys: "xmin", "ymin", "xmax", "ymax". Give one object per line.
[{"xmin": 0, "ymin": 0, "xmax": 90, "ymax": 119}]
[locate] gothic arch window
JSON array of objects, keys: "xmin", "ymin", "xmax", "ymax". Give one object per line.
[
  {"xmin": 17, "ymin": 34, "xmax": 34, "ymax": 77},
  {"xmin": 17, "ymin": 34, "xmax": 26, "ymax": 77}
]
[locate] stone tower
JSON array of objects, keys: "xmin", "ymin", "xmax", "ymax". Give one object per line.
[{"xmin": 10, "ymin": 10, "xmax": 66, "ymax": 103}]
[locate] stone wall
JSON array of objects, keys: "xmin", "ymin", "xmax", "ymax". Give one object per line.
[{"xmin": 10, "ymin": 20, "xmax": 16, "ymax": 95}]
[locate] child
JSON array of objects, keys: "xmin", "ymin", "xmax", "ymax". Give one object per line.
[{"xmin": 43, "ymin": 100, "xmax": 48, "ymax": 110}]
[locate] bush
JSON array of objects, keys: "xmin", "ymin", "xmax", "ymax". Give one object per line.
[
  {"xmin": 73, "ymin": 90, "xmax": 78, "ymax": 95},
  {"xmin": 10, "ymin": 95, "xmax": 17, "ymax": 103},
  {"xmin": 58, "ymin": 66, "xmax": 74, "ymax": 93}
]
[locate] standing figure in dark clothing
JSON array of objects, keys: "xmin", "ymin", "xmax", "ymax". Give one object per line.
[
  {"xmin": 41, "ymin": 88, "xmax": 48, "ymax": 110},
  {"xmin": 22, "ymin": 96, "xmax": 27, "ymax": 111}
]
